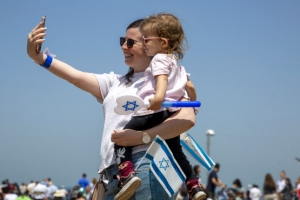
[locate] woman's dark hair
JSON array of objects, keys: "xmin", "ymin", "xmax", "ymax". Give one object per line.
[
  {"xmin": 124, "ymin": 19, "xmax": 144, "ymax": 85},
  {"xmin": 285, "ymin": 178, "xmax": 292, "ymax": 188},
  {"xmin": 233, "ymin": 179, "xmax": 242, "ymax": 188},
  {"xmin": 264, "ymin": 173, "xmax": 275, "ymax": 188}
]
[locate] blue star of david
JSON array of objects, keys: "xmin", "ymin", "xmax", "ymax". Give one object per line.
[
  {"xmin": 159, "ymin": 158, "xmax": 169, "ymax": 170},
  {"xmin": 122, "ymin": 101, "xmax": 139, "ymax": 111}
]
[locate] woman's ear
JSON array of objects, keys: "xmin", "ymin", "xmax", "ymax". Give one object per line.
[{"xmin": 161, "ymin": 38, "xmax": 169, "ymax": 48}]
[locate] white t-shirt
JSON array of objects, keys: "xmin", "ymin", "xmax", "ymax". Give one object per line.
[
  {"xmin": 136, "ymin": 54, "xmax": 187, "ymax": 116},
  {"xmin": 32, "ymin": 183, "xmax": 48, "ymax": 199},
  {"xmin": 249, "ymin": 187, "xmax": 261, "ymax": 200},
  {"xmin": 297, "ymin": 183, "xmax": 300, "ymax": 198},
  {"xmin": 4, "ymin": 194, "xmax": 18, "ymax": 200},
  {"xmin": 277, "ymin": 179, "xmax": 286, "ymax": 193},
  {"xmin": 94, "ymin": 72, "xmax": 151, "ymax": 173}
]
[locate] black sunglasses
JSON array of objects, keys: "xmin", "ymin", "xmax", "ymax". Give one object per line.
[{"xmin": 120, "ymin": 37, "xmax": 137, "ymax": 49}]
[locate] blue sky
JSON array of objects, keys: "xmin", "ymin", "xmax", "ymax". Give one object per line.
[{"xmin": 1, "ymin": 1, "xmax": 299, "ymax": 190}]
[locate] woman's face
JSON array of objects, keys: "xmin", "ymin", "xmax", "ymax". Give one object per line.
[{"xmin": 121, "ymin": 27, "xmax": 151, "ymax": 72}]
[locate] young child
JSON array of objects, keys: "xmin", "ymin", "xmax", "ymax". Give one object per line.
[{"xmin": 114, "ymin": 13, "xmax": 205, "ymax": 200}]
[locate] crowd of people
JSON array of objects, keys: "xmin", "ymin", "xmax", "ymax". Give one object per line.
[
  {"xmin": 0, "ymin": 174, "xmax": 97, "ymax": 200},
  {"xmin": 175, "ymin": 165, "xmax": 300, "ymax": 200},
  {"xmin": 1, "ymin": 169, "xmax": 299, "ymax": 200}
]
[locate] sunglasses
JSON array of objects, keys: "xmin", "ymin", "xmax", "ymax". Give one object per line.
[
  {"xmin": 120, "ymin": 37, "xmax": 139, "ymax": 49},
  {"xmin": 142, "ymin": 36, "xmax": 164, "ymax": 45}
]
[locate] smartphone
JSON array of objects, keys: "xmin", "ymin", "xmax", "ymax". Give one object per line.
[{"xmin": 36, "ymin": 16, "xmax": 46, "ymax": 54}]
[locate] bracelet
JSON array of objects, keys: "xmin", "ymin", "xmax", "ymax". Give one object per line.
[{"xmin": 40, "ymin": 54, "xmax": 53, "ymax": 69}]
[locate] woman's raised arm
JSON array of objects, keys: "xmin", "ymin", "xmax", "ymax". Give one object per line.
[{"xmin": 27, "ymin": 21, "xmax": 102, "ymax": 101}]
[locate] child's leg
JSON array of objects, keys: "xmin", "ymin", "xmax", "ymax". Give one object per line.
[
  {"xmin": 165, "ymin": 136, "xmax": 197, "ymax": 180},
  {"xmin": 114, "ymin": 144, "xmax": 134, "ymax": 177},
  {"xmin": 114, "ymin": 116, "xmax": 146, "ymax": 176},
  {"xmin": 114, "ymin": 111, "xmax": 176, "ymax": 200},
  {"xmin": 113, "ymin": 117, "xmax": 146, "ymax": 200},
  {"xmin": 166, "ymin": 137, "xmax": 206, "ymax": 200}
]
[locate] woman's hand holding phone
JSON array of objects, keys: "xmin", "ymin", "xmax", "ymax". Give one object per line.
[
  {"xmin": 27, "ymin": 16, "xmax": 47, "ymax": 64},
  {"xmin": 36, "ymin": 16, "xmax": 46, "ymax": 54}
]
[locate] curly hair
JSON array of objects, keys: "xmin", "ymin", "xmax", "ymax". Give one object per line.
[{"xmin": 140, "ymin": 13, "xmax": 187, "ymax": 60}]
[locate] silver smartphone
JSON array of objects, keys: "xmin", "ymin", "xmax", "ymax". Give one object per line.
[{"xmin": 36, "ymin": 16, "xmax": 46, "ymax": 54}]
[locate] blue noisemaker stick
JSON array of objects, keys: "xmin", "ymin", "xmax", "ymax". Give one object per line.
[{"xmin": 114, "ymin": 94, "xmax": 201, "ymax": 115}]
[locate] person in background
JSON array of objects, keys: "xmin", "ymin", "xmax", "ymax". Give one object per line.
[
  {"xmin": 70, "ymin": 186, "xmax": 80, "ymax": 200},
  {"xmin": 294, "ymin": 176, "xmax": 300, "ymax": 200},
  {"xmin": 176, "ymin": 183, "xmax": 189, "ymax": 200},
  {"xmin": 52, "ymin": 190, "xmax": 65, "ymax": 200},
  {"xmin": 194, "ymin": 165, "xmax": 206, "ymax": 190},
  {"xmin": 40, "ymin": 180, "xmax": 48, "ymax": 187},
  {"xmin": 58, "ymin": 186, "xmax": 68, "ymax": 200},
  {"xmin": 77, "ymin": 174, "xmax": 89, "ymax": 190},
  {"xmin": 32, "ymin": 182, "xmax": 47, "ymax": 200},
  {"xmin": 249, "ymin": 184, "xmax": 261, "ymax": 200},
  {"xmin": 75, "ymin": 188, "xmax": 85, "ymax": 200},
  {"xmin": 0, "ymin": 187, "xmax": 3, "ymax": 200},
  {"xmin": 2, "ymin": 180, "xmax": 10, "ymax": 194},
  {"xmin": 276, "ymin": 171, "xmax": 286, "ymax": 200},
  {"xmin": 263, "ymin": 173, "xmax": 276, "ymax": 200},
  {"xmin": 12, "ymin": 183, "xmax": 20, "ymax": 195},
  {"xmin": 207, "ymin": 163, "xmax": 224, "ymax": 199},
  {"xmin": 16, "ymin": 193, "xmax": 31, "ymax": 200},
  {"xmin": 232, "ymin": 179, "xmax": 246, "ymax": 199},
  {"xmin": 19, "ymin": 184, "xmax": 27, "ymax": 195},
  {"xmin": 4, "ymin": 189, "xmax": 18, "ymax": 200},
  {"xmin": 88, "ymin": 179, "xmax": 97, "ymax": 197},
  {"xmin": 26, "ymin": 181, "xmax": 36, "ymax": 199},
  {"xmin": 281, "ymin": 178, "xmax": 293, "ymax": 200},
  {"xmin": 84, "ymin": 187, "xmax": 92, "ymax": 200},
  {"xmin": 46, "ymin": 179, "xmax": 58, "ymax": 200}
]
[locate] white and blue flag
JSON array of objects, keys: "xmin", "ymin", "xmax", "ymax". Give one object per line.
[
  {"xmin": 180, "ymin": 132, "xmax": 215, "ymax": 171},
  {"xmin": 136, "ymin": 135, "xmax": 186, "ymax": 197}
]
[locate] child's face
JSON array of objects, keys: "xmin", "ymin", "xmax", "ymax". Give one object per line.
[{"xmin": 141, "ymin": 28, "xmax": 166, "ymax": 56}]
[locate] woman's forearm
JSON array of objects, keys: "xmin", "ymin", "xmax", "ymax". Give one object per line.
[
  {"xmin": 35, "ymin": 53, "xmax": 102, "ymax": 99},
  {"xmin": 147, "ymin": 107, "xmax": 195, "ymax": 140}
]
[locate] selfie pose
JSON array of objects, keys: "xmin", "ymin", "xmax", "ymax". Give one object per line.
[
  {"xmin": 113, "ymin": 13, "xmax": 205, "ymax": 200},
  {"xmin": 27, "ymin": 15, "xmax": 196, "ymax": 200}
]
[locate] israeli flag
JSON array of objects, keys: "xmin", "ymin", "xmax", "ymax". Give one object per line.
[
  {"xmin": 180, "ymin": 132, "xmax": 215, "ymax": 171},
  {"xmin": 136, "ymin": 136, "xmax": 186, "ymax": 197}
]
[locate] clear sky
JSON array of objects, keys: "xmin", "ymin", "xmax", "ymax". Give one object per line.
[{"xmin": 1, "ymin": 1, "xmax": 299, "ymax": 190}]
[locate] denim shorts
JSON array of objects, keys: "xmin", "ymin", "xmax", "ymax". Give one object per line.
[{"xmin": 104, "ymin": 151, "xmax": 175, "ymax": 200}]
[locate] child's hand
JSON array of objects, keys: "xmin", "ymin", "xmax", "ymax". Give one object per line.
[
  {"xmin": 194, "ymin": 108, "xmax": 199, "ymax": 115},
  {"xmin": 147, "ymin": 97, "xmax": 163, "ymax": 110}
]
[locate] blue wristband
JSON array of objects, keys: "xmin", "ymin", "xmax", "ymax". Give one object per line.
[{"xmin": 40, "ymin": 54, "xmax": 53, "ymax": 69}]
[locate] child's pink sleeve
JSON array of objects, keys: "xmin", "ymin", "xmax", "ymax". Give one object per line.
[{"xmin": 150, "ymin": 54, "xmax": 172, "ymax": 77}]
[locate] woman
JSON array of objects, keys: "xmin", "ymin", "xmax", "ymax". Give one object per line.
[
  {"xmin": 232, "ymin": 179, "xmax": 246, "ymax": 200},
  {"xmin": 27, "ymin": 18, "xmax": 196, "ymax": 200},
  {"xmin": 281, "ymin": 178, "xmax": 293, "ymax": 200},
  {"xmin": 263, "ymin": 173, "xmax": 276, "ymax": 200}
]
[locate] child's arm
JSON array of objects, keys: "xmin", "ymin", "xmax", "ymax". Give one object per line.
[
  {"xmin": 148, "ymin": 74, "xmax": 168, "ymax": 110},
  {"xmin": 185, "ymin": 78, "xmax": 198, "ymax": 114},
  {"xmin": 185, "ymin": 79, "xmax": 197, "ymax": 101}
]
